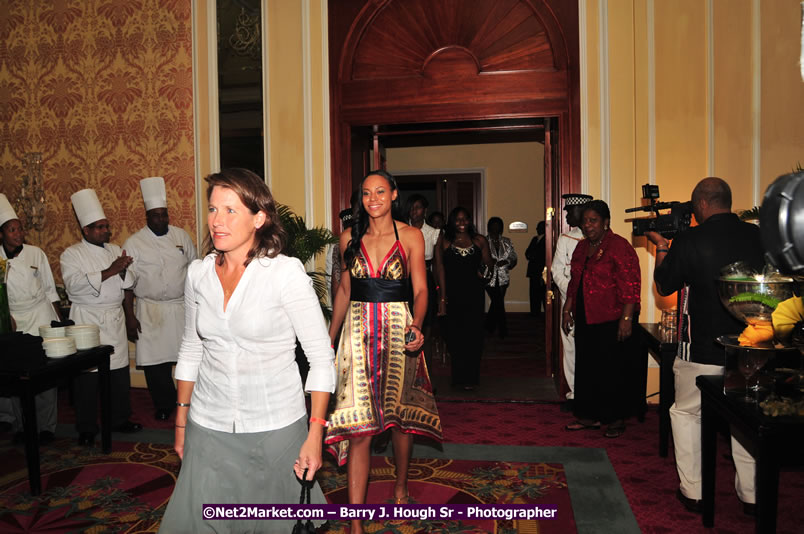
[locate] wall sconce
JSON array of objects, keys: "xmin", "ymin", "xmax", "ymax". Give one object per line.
[
  {"xmin": 15, "ymin": 152, "xmax": 46, "ymax": 234},
  {"xmin": 229, "ymin": 7, "xmax": 261, "ymax": 61}
]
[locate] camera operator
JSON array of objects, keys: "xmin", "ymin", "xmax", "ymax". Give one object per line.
[{"xmin": 645, "ymin": 177, "xmax": 764, "ymax": 515}]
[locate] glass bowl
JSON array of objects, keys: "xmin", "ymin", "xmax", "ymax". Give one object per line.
[{"xmin": 717, "ymin": 277, "xmax": 797, "ymax": 324}]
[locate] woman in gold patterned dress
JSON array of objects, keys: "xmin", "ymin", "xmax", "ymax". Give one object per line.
[{"xmin": 325, "ymin": 170, "xmax": 441, "ymax": 534}]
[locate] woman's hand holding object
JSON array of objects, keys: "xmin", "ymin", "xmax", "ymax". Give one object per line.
[
  {"xmin": 294, "ymin": 435, "xmax": 323, "ymax": 480},
  {"xmin": 404, "ymin": 325, "xmax": 424, "ymax": 352}
]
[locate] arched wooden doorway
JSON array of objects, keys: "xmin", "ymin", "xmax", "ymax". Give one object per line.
[{"xmin": 328, "ymin": 0, "xmax": 580, "ymax": 391}]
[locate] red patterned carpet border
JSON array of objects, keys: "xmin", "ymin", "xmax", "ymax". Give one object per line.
[
  {"xmin": 319, "ymin": 456, "xmax": 574, "ymax": 534},
  {"xmin": 0, "ymin": 441, "xmax": 573, "ymax": 534}
]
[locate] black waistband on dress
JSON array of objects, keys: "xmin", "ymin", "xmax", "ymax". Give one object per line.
[{"xmin": 350, "ymin": 278, "xmax": 408, "ymax": 303}]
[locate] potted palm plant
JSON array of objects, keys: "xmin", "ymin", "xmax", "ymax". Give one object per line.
[
  {"xmin": 277, "ymin": 204, "xmax": 337, "ymax": 318},
  {"xmin": 276, "ymin": 204, "xmax": 338, "ymax": 381}
]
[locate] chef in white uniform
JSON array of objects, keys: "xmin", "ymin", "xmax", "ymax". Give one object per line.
[
  {"xmin": 123, "ymin": 177, "xmax": 197, "ymax": 421},
  {"xmin": 60, "ymin": 188, "xmax": 142, "ymax": 446},
  {"xmin": 0, "ymin": 194, "xmax": 61, "ymax": 443}
]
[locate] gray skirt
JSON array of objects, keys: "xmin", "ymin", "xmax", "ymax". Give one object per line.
[{"xmin": 158, "ymin": 416, "xmax": 327, "ymax": 534}]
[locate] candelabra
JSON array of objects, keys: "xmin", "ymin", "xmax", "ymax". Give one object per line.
[{"xmin": 15, "ymin": 152, "xmax": 46, "ymax": 234}]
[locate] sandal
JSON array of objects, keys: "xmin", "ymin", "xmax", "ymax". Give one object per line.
[
  {"xmin": 564, "ymin": 420, "xmax": 601, "ymax": 431},
  {"xmin": 604, "ymin": 424, "xmax": 626, "ymax": 438}
]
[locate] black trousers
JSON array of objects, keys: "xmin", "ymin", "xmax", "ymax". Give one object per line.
[
  {"xmin": 143, "ymin": 362, "xmax": 177, "ymax": 412},
  {"xmin": 447, "ymin": 316, "xmax": 484, "ymax": 387},
  {"xmin": 74, "ymin": 367, "xmax": 132, "ymax": 434},
  {"xmin": 485, "ymin": 284, "xmax": 509, "ymax": 336},
  {"xmin": 529, "ymin": 276, "xmax": 546, "ymax": 315}
]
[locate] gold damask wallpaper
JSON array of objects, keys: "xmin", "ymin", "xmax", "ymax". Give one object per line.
[{"xmin": 0, "ymin": 0, "xmax": 195, "ymax": 280}]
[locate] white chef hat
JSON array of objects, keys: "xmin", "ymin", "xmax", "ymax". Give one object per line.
[
  {"xmin": 70, "ymin": 189, "xmax": 106, "ymax": 228},
  {"xmin": 0, "ymin": 193, "xmax": 18, "ymax": 228},
  {"xmin": 140, "ymin": 176, "xmax": 167, "ymax": 211}
]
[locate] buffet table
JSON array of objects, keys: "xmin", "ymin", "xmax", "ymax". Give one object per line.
[
  {"xmin": 697, "ymin": 374, "xmax": 804, "ymax": 533},
  {"xmin": 0, "ymin": 345, "xmax": 113, "ymax": 495}
]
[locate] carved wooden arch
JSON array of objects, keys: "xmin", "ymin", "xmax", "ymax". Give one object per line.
[
  {"xmin": 342, "ymin": 0, "xmax": 567, "ymax": 80},
  {"xmin": 329, "ymin": 0, "xmax": 580, "ymax": 215}
]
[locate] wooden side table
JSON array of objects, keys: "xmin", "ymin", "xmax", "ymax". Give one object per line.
[
  {"xmin": 698, "ymin": 374, "xmax": 804, "ymax": 533},
  {"xmin": 637, "ymin": 323, "xmax": 677, "ymax": 457},
  {"xmin": 0, "ymin": 345, "xmax": 114, "ymax": 495}
]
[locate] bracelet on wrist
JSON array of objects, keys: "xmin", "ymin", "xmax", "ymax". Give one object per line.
[
  {"xmin": 622, "ymin": 316, "xmax": 632, "ymax": 321},
  {"xmin": 176, "ymin": 402, "xmax": 191, "ymax": 408},
  {"xmin": 656, "ymin": 248, "xmax": 669, "ymax": 253},
  {"xmin": 310, "ymin": 417, "xmax": 329, "ymax": 427}
]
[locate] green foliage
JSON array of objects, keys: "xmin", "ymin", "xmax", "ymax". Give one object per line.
[
  {"xmin": 277, "ymin": 204, "xmax": 337, "ymax": 319},
  {"xmin": 729, "ymin": 292, "xmax": 781, "ymax": 309},
  {"xmin": 738, "ymin": 206, "xmax": 760, "ymax": 222},
  {"xmin": 740, "ymin": 164, "xmax": 804, "ymax": 223}
]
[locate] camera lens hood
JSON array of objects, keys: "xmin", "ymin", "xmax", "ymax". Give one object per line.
[{"xmin": 760, "ymin": 171, "xmax": 804, "ymax": 273}]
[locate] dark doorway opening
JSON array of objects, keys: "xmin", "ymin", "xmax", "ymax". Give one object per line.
[{"xmin": 395, "ymin": 172, "xmax": 481, "ymax": 232}]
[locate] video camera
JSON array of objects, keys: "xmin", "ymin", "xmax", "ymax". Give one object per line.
[{"xmin": 625, "ymin": 184, "xmax": 693, "ymax": 239}]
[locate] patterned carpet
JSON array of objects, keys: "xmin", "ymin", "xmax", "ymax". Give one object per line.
[
  {"xmin": 5, "ymin": 310, "xmax": 802, "ymax": 533},
  {"xmin": 319, "ymin": 456, "xmax": 575, "ymax": 534},
  {"xmin": 0, "ymin": 440, "xmax": 175, "ymax": 533},
  {"xmin": 0, "ymin": 440, "xmax": 577, "ymax": 534},
  {"xmin": 11, "ymin": 396, "xmax": 800, "ymax": 533},
  {"xmin": 437, "ymin": 402, "xmax": 804, "ymax": 534}
]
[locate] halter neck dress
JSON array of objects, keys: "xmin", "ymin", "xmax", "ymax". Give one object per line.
[{"xmin": 325, "ymin": 221, "xmax": 442, "ymax": 466}]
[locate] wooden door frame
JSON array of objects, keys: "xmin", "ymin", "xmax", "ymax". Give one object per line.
[
  {"xmin": 544, "ymin": 117, "xmax": 561, "ymax": 391},
  {"xmin": 328, "ymin": 0, "xmax": 580, "ymax": 384},
  {"xmin": 329, "ymin": 0, "xmax": 580, "ymax": 227}
]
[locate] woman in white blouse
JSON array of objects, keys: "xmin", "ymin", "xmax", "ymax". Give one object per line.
[
  {"xmin": 159, "ymin": 168, "xmax": 335, "ymax": 533},
  {"xmin": 485, "ymin": 216, "xmax": 517, "ymax": 339}
]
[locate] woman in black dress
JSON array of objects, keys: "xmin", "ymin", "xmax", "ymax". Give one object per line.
[{"xmin": 435, "ymin": 207, "xmax": 493, "ymax": 390}]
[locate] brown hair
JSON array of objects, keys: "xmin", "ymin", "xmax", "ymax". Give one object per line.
[{"xmin": 203, "ymin": 168, "xmax": 287, "ymax": 265}]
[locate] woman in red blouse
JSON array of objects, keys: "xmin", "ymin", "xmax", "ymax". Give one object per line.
[{"xmin": 561, "ymin": 200, "xmax": 641, "ymax": 438}]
